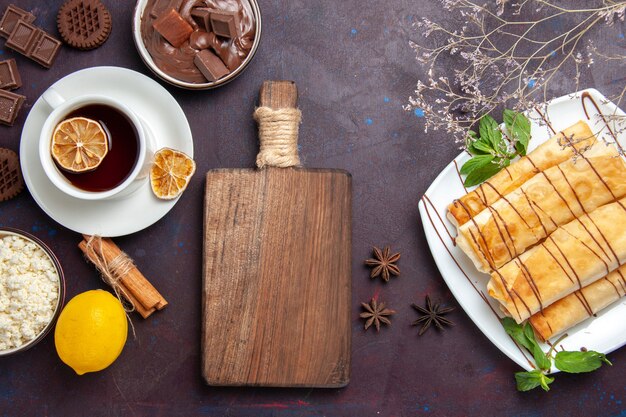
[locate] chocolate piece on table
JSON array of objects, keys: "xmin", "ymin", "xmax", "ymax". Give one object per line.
[
  {"xmin": 6, "ymin": 20, "xmax": 40, "ymax": 55},
  {"xmin": 29, "ymin": 32, "xmax": 62, "ymax": 68},
  {"xmin": 152, "ymin": 8, "xmax": 193, "ymax": 48},
  {"xmin": 0, "ymin": 59, "xmax": 21, "ymax": 90},
  {"xmin": 190, "ymin": 7, "xmax": 211, "ymax": 32},
  {"xmin": 150, "ymin": 0, "xmax": 183, "ymax": 19},
  {"xmin": 194, "ymin": 49, "xmax": 230, "ymax": 81},
  {"xmin": 0, "ymin": 89, "xmax": 25, "ymax": 126},
  {"xmin": 57, "ymin": 0, "xmax": 112, "ymax": 50},
  {"xmin": 209, "ymin": 10, "xmax": 240, "ymax": 39},
  {"xmin": 0, "ymin": 4, "xmax": 35, "ymax": 39},
  {"xmin": 6, "ymin": 20, "xmax": 61, "ymax": 68}
]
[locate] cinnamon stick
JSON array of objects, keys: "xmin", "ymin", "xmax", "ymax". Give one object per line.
[
  {"xmin": 79, "ymin": 240, "xmax": 157, "ymax": 318},
  {"xmin": 78, "ymin": 236, "xmax": 168, "ymax": 316}
]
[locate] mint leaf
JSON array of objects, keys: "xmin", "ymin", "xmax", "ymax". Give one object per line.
[
  {"xmin": 479, "ymin": 115, "xmax": 503, "ymax": 151},
  {"xmin": 502, "ymin": 318, "xmax": 551, "ymax": 370},
  {"xmin": 460, "ymin": 155, "xmax": 494, "ymax": 175},
  {"xmin": 503, "ymin": 109, "xmax": 531, "ymax": 156},
  {"xmin": 502, "ymin": 317, "xmax": 534, "ymax": 351},
  {"xmin": 515, "ymin": 370, "xmax": 554, "ymax": 392},
  {"xmin": 472, "ymin": 140, "xmax": 494, "ymax": 154},
  {"xmin": 554, "ymin": 351, "xmax": 612, "ymax": 374},
  {"xmin": 523, "ymin": 322, "xmax": 551, "ymax": 370},
  {"xmin": 463, "ymin": 159, "xmax": 504, "ymax": 187},
  {"xmin": 531, "ymin": 343, "xmax": 552, "ymax": 371}
]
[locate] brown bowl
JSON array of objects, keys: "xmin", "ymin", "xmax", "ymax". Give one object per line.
[
  {"xmin": 0, "ymin": 228, "xmax": 65, "ymax": 356},
  {"xmin": 132, "ymin": 0, "xmax": 262, "ymax": 90}
]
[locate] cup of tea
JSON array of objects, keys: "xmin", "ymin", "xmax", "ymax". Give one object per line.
[{"xmin": 39, "ymin": 88, "xmax": 153, "ymax": 201}]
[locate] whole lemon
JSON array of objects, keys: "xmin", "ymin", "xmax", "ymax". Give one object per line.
[{"xmin": 54, "ymin": 290, "xmax": 128, "ymax": 375}]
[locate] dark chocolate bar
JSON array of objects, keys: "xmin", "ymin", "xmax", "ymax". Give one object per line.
[
  {"xmin": 194, "ymin": 49, "xmax": 230, "ymax": 81},
  {"xmin": 0, "ymin": 4, "xmax": 35, "ymax": 39},
  {"xmin": 0, "ymin": 59, "xmax": 21, "ymax": 90},
  {"xmin": 0, "ymin": 89, "xmax": 25, "ymax": 126},
  {"xmin": 209, "ymin": 10, "xmax": 240, "ymax": 39},
  {"xmin": 5, "ymin": 20, "xmax": 61, "ymax": 68}
]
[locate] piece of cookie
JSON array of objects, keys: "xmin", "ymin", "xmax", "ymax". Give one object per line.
[
  {"xmin": 57, "ymin": 0, "xmax": 111, "ymax": 50},
  {"xmin": 0, "ymin": 148, "xmax": 24, "ymax": 201}
]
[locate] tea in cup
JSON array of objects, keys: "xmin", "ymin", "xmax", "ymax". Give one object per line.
[{"xmin": 39, "ymin": 88, "xmax": 153, "ymax": 200}]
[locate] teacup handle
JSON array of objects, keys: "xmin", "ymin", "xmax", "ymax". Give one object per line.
[{"xmin": 42, "ymin": 88, "xmax": 66, "ymax": 109}]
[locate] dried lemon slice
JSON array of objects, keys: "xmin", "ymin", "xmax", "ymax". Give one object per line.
[
  {"xmin": 51, "ymin": 117, "xmax": 109, "ymax": 173},
  {"xmin": 150, "ymin": 147, "xmax": 196, "ymax": 200}
]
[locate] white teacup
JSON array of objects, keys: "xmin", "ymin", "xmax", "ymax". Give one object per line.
[{"xmin": 39, "ymin": 88, "xmax": 153, "ymax": 201}]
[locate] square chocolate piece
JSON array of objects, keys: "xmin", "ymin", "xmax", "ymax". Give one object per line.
[
  {"xmin": 150, "ymin": 0, "xmax": 183, "ymax": 19},
  {"xmin": 190, "ymin": 8, "xmax": 211, "ymax": 32},
  {"xmin": 209, "ymin": 10, "xmax": 240, "ymax": 39},
  {"xmin": 30, "ymin": 32, "xmax": 61, "ymax": 68},
  {"xmin": 194, "ymin": 49, "xmax": 230, "ymax": 81},
  {"xmin": 0, "ymin": 59, "xmax": 21, "ymax": 90},
  {"xmin": 6, "ymin": 20, "xmax": 40, "ymax": 56},
  {"xmin": 153, "ymin": 8, "xmax": 194, "ymax": 48},
  {"xmin": 0, "ymin": 89, "xmax": 25, "ymax": 126},
  {"xmin": 0, "ymin": 5, "xmax": 35, "ymax": 39}
]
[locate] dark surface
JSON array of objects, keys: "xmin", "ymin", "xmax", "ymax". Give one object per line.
[{"xmin": 0, "ymin": 1, "xmax": 624, "ymax": 416}]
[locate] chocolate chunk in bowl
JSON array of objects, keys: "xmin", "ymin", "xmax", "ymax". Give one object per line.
[{"xmin": 132, "ymin": 0, "xmax": 261, "ymax": 89}]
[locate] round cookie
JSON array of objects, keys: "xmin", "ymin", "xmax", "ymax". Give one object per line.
[
  {"xmin": 57, "ymin": 0, "xmax": 112, "ymax": 50},
  {"xmin": 0, "ymin": 148, "xmax": 24, "ymax": 201}
]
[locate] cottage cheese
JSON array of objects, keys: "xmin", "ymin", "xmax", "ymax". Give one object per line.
[{"xmin": 0, "ymin": 234, "xmax": 59, "ymax": 350}]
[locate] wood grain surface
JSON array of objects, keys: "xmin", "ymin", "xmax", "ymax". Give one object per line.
[{"xmin": 201, "ymin": 81, "xmax": 352, "ymax": 387}]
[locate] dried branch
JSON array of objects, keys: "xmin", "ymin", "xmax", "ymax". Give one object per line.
[{"xmin": 406, "ymin": 0, "xmax": 626, "ymax": 149}]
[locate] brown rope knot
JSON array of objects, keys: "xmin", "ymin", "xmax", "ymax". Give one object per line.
[{"xmin": 253, "ymin": 106, "xmax": 302, "ymax": 168}]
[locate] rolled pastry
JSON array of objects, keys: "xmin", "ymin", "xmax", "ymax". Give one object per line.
[
  {"xmin": 529, "ymin": 267, "xmax": 626, "ymax": 341},
  {"xmin": 456, "ymin": 142, "xmax": 626, "ymax": 272},
  {"xmin": 487, "ymin": 196, "xmax": 626, "ymax": 323},
  {"xmin": 448, "ymin": 121, "xmax": 596, "ymax": 227}
]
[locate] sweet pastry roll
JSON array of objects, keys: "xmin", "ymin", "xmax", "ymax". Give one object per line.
[
  {"xmin": 447, "ymin": 121, "xmax": 596, "ymax": 227},
  {"xmin": 529, "ymin": 267, "xmax": 626, "ymax": 342},
  {"xmin": 456, "ymin": 142, "xmax": 626, "ymax": 272},
  {"xmin": 487, "ymin": 196, "xmax": 626, "ymax": 323}
]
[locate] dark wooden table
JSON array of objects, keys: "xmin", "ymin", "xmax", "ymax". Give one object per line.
[{"xmin": 1, "ymin": 1, "xmax": 624, "ymax": 415}]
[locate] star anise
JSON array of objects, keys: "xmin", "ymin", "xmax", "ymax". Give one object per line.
[
  {"xmin": 360, "ymin": 298, "xmax": 395, "ymax": 332},
  {"xmin": 411, "ymin": 295, "xmax": 455, "ymax": 336},
  {"xmin": 365, "ymin": 246, "xmax": 400, "ymax": 282}
]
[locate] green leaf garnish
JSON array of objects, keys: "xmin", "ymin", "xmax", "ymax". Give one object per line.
[
  {"xmin": 554, "ymin": 351, "xmax": 612, "ymax": 374},
  {"xmin": 502, "ymin": 318, "xmax": 551, "ymax": 371},
  {"xmin": 463, "ymin": 159, "xmax": 504, "ymax": 187},
  {"xmin": 460, "ymin": 155, "xmax": 494, "ymax": 175},
  {"xmin": 515, "ymin": 370, "xmax": 554, "ymax": 392},
  {"xmin": 503, "ymin": 109, "xmax": 531, "ymax": 156},
  {"xmin": 502, "ymin": 317, "xmax": 534, "ymax": 351},
  {"xmin": 479, "ymin": 115, "xmax": 504, "ymax": 152},
  {"xmin": 461, "ymin": 109, "xmax": 531, "ymax": 187},
  {"xmin": 501, "ymin": 317, "xmax": 614, "ymax": 392}
]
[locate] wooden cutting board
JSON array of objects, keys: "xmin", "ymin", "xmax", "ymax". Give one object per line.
[{"xmin": 202, "ymin": 81, "xmax": 351, "ymax": 387}]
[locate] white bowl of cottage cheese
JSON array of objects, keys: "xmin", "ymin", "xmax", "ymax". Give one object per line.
[{"xmin": 0, "ymin": 228, "xmax": 64, "ymax": 355}]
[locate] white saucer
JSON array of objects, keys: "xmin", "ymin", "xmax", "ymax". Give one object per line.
[{"xmin": 20, "ymin": 66, "xmax": 193, "ymax": 237}]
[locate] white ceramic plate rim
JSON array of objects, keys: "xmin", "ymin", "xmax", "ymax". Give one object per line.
[
  {"xmin": 418, "ymin": 88, "xmax": 626, "ymax": 372},
  {"xmin": 20, "ymin": 66, "xmax": 193, "ymax": 237}
]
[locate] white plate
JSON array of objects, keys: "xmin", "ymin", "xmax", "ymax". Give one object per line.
[
  {"xmin": 418, "ymin": 89, "xmax": 626, "ymax": 372},
  {"xmin": 20, "ymin": 66, "xmax": 193, "ymax": 237}
]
